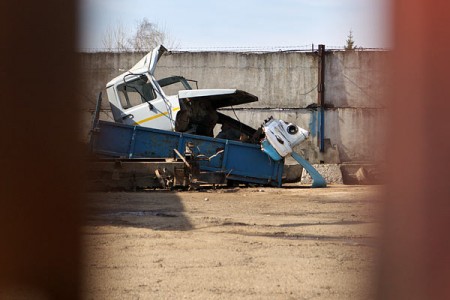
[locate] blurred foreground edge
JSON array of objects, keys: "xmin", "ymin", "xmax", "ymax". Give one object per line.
[
  {"xmin": 1, "ymin": 0, "xmax": 450, "ymax": 299},
  {"xmin": 380, "ymin": 0, "xmax": 450, "ymax": 299},
  {"xmin": 0, "ymin": 0, "xmax": 82, "ymax": 299}
]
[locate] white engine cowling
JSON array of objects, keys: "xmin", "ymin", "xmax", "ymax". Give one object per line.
[{"xmin": 262, "ymin": 117, "xmax": 309, "ymax": 158}]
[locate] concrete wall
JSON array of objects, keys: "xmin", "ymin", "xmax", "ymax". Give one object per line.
[
  {"xmin": 325, "ymin": 51, "xmax": 389, "ymax": 108},
  {"xmin": 80, "ymin": 50, "xmax": 388, "ymax": 163},
  {"xmin": 154, "ymin": 52, "xmax": 319, "ymax": 108}
]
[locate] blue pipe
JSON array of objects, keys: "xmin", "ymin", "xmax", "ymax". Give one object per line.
[{"xmin": 319, "ymin": 107, "xmax": 325, "ymax": 152}]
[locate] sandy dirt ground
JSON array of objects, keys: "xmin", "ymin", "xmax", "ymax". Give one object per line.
[{"xmin": 82, "ymin": 185, "xmax": 382, "ymax": 299}]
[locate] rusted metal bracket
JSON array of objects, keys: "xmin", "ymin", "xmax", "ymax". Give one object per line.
[{"xmin": 173, "ymin": 148, "xmax": 191, "ymax": 168}]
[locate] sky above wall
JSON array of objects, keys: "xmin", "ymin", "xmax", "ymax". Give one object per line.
[{"xmin": 79, "ymin": 0, "xmax": 391, "ymax": 50}]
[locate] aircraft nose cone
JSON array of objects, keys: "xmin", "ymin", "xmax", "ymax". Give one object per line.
[{"xmin": 299, "ymin": 127, "xmax": 309, "ymax": 139}]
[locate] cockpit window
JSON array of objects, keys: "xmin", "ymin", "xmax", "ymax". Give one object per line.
[
  {"xmin": 117, "ymin": 75, "xmax": 156, "ymax": 109},
  {"xmin": 158, "ymin": 76, "xmax": 193, "ymax": 96}
]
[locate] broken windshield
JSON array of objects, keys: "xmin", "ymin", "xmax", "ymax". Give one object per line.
[
  {"xmin": 117, "ymin": 75, "xmax": 156, "ymax": 109},
  {"xmin": 157, "ymin": 76, "xmax": 194, "ymax": 96}
]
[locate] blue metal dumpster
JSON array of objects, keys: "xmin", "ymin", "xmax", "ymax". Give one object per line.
[{"xmin": 91, "ymin": 120, "xmax": 284, "ymax": 187}]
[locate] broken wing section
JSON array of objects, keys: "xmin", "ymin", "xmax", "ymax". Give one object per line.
[
  {"xmin": 178, "ymin": 89, "xmax": 257, "ymax": 109},
  {"xmin": 175, "ymin": 89, "xmax": 259, "ymax": 139},
  {"xmin": 128, "ymin": 45, "xmax": 167, "ymax": 75}
]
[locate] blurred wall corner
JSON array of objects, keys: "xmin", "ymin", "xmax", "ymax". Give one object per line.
[
  {"xmin": 0, "ymin": 0, "xmax": 83, "ymax": 299},
  {"xmin": 379, "ymin": 0, "xmax": 450, "ymax": 299}
]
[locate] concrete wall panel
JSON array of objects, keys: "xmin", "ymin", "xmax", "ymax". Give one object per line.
[
  {"xmin": 325, "ymin": 51, "xmax": 390, "ymax": 108},
  {"xmin": 324, "ymin": 108, "xmax": 386, "ymax": 162},
  {"xmin": 155, "ymin": 52, "xmax": 319, "ymax": 108}
]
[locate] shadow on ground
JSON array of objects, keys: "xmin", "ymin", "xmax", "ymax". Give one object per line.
[{"xmin": 85, "ymin": 191, "xmax": 192, "ymax": 231}]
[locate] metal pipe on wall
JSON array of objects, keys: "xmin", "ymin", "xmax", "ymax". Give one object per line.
[{"xmin": 317, "ymin": 44, "xmax": 325, "ymax": 153}]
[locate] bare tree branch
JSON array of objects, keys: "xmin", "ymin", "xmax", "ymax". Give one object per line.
[{"xmin": 102, "ymin": 18, "xmax": 178, "ymax": 52}]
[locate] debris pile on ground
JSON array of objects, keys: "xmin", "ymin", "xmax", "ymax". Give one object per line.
[{"xmin": 301, "ymin": 164, "xmax": 343, "ymax": 184}]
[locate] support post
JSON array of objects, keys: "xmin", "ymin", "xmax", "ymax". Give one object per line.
[{"xmin": 317, "ymin": 44, "xmax": 325, "ymax": 153}]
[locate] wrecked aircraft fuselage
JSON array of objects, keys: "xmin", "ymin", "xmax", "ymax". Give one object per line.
[
  {"xmin": 106, "ymin": 45, "xmax": 261, "ymax": 142},
  {"xmin": 92, "ymin": 45, "xmax": 326, "ymax": 189}
]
